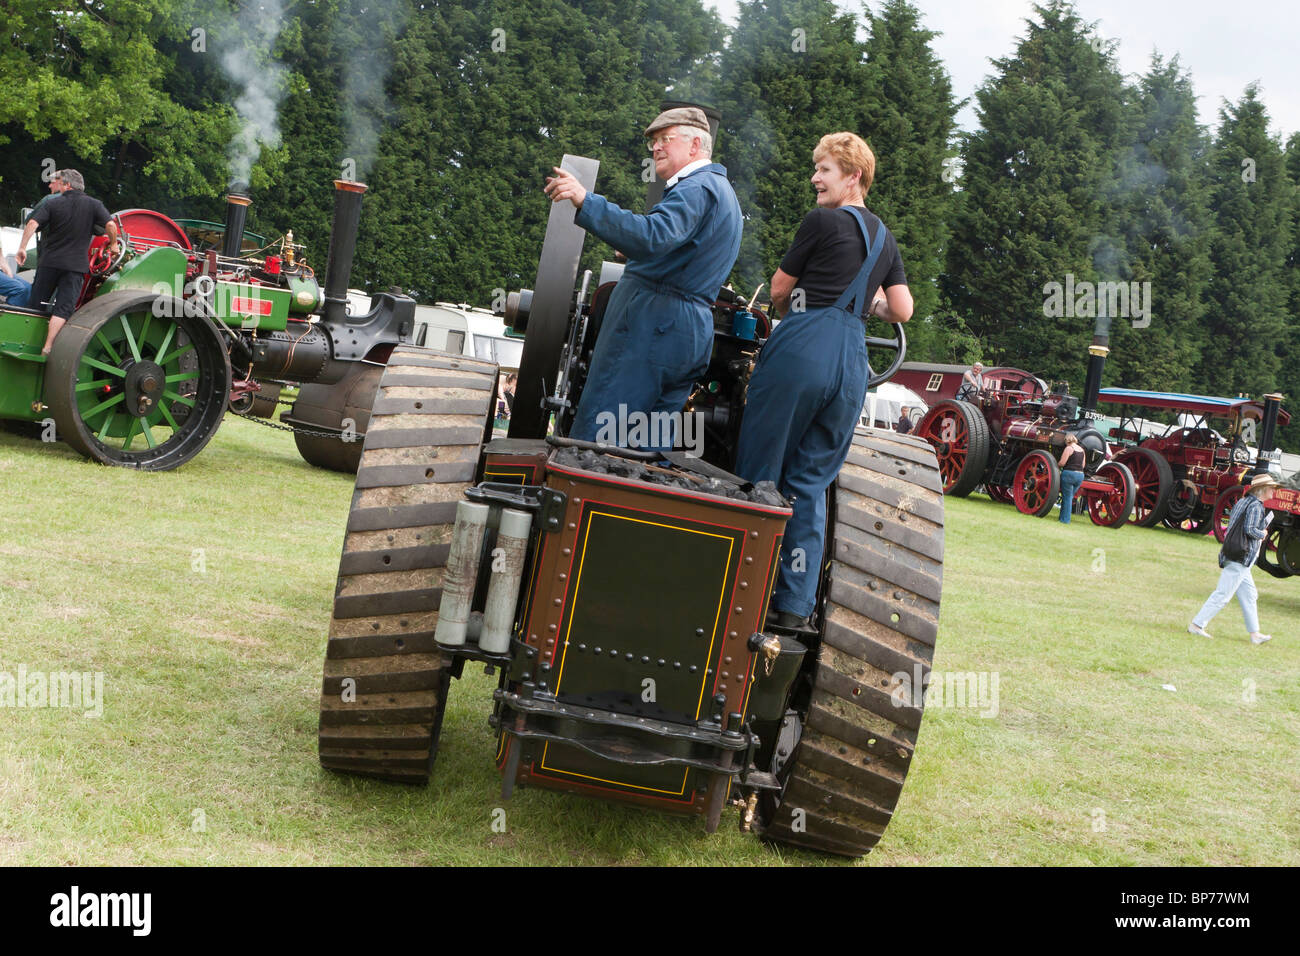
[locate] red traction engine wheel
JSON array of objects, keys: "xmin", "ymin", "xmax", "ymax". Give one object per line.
[
  {"xmin": 1086, "ymin": 461, "xmax": 1137, "ymax": 527},
  {"xmin": 914, "ymin": 400, "xmax": 989, "ymax": 496},
  {"xmin": 1115, "ymin": 447, "xmax": 1173, "ymax": 527},
  {"xmin": 1013, "ymin": 449, "xmax": 1060, "ymax": 517},
  {"xmin": 1212, "ymin": 485, "xmax": 1245, "ymax": 543}
]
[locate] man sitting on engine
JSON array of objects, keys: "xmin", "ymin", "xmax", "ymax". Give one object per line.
[{"xmin": 544, "ymin": 107, "xmax": 742, "ymax": 448}]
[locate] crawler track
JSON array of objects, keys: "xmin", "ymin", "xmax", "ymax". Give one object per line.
[
  {"xmin": 318, "ymin": 346, "xmax": 497, "ymax": 782},
  {"xmin": 760, "ymin": 428, "xmax": 944, "ymax": 856}
]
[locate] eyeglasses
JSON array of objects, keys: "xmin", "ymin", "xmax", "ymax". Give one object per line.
[{"xmin": 647, "ymin": 133, "xmax": 679, "ymax": 152}]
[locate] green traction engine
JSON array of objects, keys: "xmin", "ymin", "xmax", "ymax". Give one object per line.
[
  {"xmin": 0, "ymin": 181, "xmax": 416, "ymax": 472},
  {"xmin": 316, "ymin": 107, "xmax": 948, "ymax": 857}
]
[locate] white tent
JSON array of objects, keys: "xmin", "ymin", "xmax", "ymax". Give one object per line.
[{"xmin": 862, "ymin": 382, "xmax": 928, "ymax": 429}]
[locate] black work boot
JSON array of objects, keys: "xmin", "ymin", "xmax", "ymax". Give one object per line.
[{"xmin": 766, "ymin": 608, "xmax": 813, "ymax": 631}]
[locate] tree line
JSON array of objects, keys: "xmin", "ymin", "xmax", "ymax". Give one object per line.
[{"xmin": 1, "ymin": 0, "xmax": 1295, "ymax": 449}]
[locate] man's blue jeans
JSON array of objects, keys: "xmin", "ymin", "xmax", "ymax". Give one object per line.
[
  {"xmin": 0, "ymin": 271, "xmax": 30, "ymax": 307},
  {"xmin": 1059, "ymin": 469, "xmax": 1085, "ymax": 523}
]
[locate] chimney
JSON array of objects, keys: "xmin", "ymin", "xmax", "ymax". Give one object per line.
[
  {"xmin": 222, "ymin": 192, "xmax": 252, "ymax": 258},
  {"xmin": 322, "ymin": 179, "xmax": 367, "ymax": 327},
  {"xmin": 1251, "ymin": 392, "xmax": 1283, "ymax": 476},
  {"xmin": 1080, "ymin": 314, "xmax": 1109, "ymax": 416}
]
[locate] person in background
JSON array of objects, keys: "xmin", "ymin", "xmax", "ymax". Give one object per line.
[
  {"xmin": 1188, "ymin": 474, "xmax": 1278, "ymax": 645},
  {"xmin": 896, "ymin": 406, "xmax": 914, "ymax": 434},
  {"xmin": 503, "ymin": 372, "xmax": 517, "ymax": 415},
  {"xmin": 1056, "ymin": 432, "xmax": 1086, "ymax": 523},
  {"xmin": 957, "ymin": 362, "xmax": 985, "ymax": 401}
]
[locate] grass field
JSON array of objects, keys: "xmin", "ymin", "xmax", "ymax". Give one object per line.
[{"xmin": 1, "ymin": 416, "xmax": 1296, "ymax": 866}]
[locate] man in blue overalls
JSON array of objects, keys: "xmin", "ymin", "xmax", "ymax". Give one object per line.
[{"xmin": 544, "ymin": 107, "xmax": 742, "ymax": 447}]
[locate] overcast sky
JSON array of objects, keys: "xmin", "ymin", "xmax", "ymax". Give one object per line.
[{"xmin": 705, "ymin": 0, "xmax": 1299, "ymax": 140}]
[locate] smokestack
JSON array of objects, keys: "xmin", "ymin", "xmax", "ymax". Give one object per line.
[
  {"xmin": 322, "ymin": 179, "xmax": 367, "ymax": 327},
  {"xmin": 1251, "ymin": 392, "xmax": 1283, "ymax": 476},
  {"xmin": 222, "ymin": 192, "xmax": 252, "ymax": 258},
  {"xmin": 1080, "ymin": 315, "xmax": 1109, "ymax": 415}
]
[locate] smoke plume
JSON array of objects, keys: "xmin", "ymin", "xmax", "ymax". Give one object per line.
[
  {"xmin": 219, "ymin": 0, "xmax": 290, "ymax": 186},
  {"xmin": 337, "ymin": 0, "xmax": 410, "ymax": 180}
]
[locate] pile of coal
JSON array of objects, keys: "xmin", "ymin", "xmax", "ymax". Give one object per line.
[{"xmin": 551, "ymin": 447, "xmax": 786, "ymax": 506}]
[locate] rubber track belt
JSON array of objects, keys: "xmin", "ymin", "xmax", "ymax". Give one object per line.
[
  {"xmin": 317, "ymin": 345, "xmax": 497, "ymax": 782},
  {"xmin": 758, "ymin": 429, "xmax": 944, "ymax": 857}
]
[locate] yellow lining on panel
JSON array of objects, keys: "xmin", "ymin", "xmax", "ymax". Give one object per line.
[
  {"xmin": 552, "ymin": 510, "xmax": 734, "ymax": 722},
  {"xmin": 539, "ymin": 742, "xmax": 689, "ymax": 796}
]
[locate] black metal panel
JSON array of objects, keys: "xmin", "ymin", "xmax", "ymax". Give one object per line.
[
  {"xmin": 509, "ymin": 154, "xmax": 599, "ymax": 440},
  {"xmin": 550, "ymin": 502, "xmax": 743, "ymax": 724}
]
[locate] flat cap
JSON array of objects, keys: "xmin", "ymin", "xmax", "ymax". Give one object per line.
[{"xmin": 645, "ymin": 106, "xmax": 710, "ymax": 138}]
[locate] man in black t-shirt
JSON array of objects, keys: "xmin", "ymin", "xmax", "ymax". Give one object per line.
[{"xmin": 16, "ymin": 168, "xmax": 118, "ymax": 354}]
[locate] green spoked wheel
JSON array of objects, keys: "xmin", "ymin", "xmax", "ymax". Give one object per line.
[{"xmin": 44, "ymin": 290, "xmax": 231, "ymax": 471}]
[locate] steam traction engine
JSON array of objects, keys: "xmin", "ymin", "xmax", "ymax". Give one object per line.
[
  {"xmin": 0, "ymin": 181, "xmax": 414, "ymax": 471},
  {"xmin": 1211, "ymin": 393, "xmax": 1300, "ymax": 579},
  {"xmin": 914, "ymin": 344, "xmax": 1136, "ymax": 525},
  {"xmin": 316, "ymin": 119, "xmax": 945, "ymax": 856},
  {"xmin": 1097, "ymin": 388, "xmax": 1290, "ymax": 533}
]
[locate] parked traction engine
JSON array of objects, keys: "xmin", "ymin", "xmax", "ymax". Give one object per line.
[
  {"xmin": 0, "ymin": 181, "xmax": 414, "ymax": 471},
  {"xmin": 1097, "ymin": 388, "xmax": 1290, "ymax": 534},
  {"xmin": 915, "ymin": 339, "xmax": 1136, "ymax": 525},
  {"xmin": 316, "ymin": 117, "xmax": 946, "ymax": 856},
  {"xmin": 1213, "ymin": 392, "xmax": 1300, "ymax": 578}
]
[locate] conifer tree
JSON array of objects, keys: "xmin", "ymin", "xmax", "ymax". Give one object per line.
[
  {"xmin": 858, "ymin": 0, "xmax": 964, "ymax": 361},
  {"xmin": 1101, "ymin": 55, "xmax": 1212, "ymax": 393},
  {"xmin": 714, "ymin": 0, "xmax": 868, "ymax": 296},
  {"xmin": 941, "ymin": 0, "xmax": 1126, "ymax": 386},
  {"xmin": 1197, "ymin": 85, "xmax": 1293, "ymax": 400}
]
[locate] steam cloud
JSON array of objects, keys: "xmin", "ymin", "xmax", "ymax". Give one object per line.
[
  {"xmin": 337, "ymin": 0, "xmax": 410, "ymax": 180},
  {"xmin": 219, "ymin": 0, "xmax": 290, "ymax": 186}
]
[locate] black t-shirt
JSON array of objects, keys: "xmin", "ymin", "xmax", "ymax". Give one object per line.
[
  {"xmin": 779, "ymin": 206, "xmax": 907, "ymax": 317},
  {"xmin": 30, "ymin": 190, "xmax": 111, "ymax": 272}
]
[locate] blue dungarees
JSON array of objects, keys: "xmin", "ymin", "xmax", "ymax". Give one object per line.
[
  {"xmin": 735, "ymin": 206, "xmax": 888, "ymax": 618},
  {"xmin": 568, "ymin": 164, "xmax": 742, "ymax": 446}
]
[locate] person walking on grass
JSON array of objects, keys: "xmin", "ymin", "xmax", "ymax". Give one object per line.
[{"xmin": 1188, "ymin": 473, "xmax": 1279, "ymax": 645}]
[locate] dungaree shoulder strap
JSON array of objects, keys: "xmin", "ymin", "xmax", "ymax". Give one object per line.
[{"xmin": 833, "ymin": 206, "xmax": 889, "ymax": 315}]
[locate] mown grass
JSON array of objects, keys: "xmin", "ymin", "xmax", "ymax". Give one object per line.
[{"xmin": 0, "ymin": 418, "xmax": 1296, "ymax": 866}]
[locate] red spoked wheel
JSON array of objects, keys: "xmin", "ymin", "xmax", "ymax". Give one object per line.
[
  {"xmin": 914, "ymin": 399, "xmax": 989, "ymax": 497},
  {"xmin": 1087, "ymin": 461, "xmax": 1136, "ymax": 527},
  {"xmin": 1212, "ymin": 485, "xmax": 1245, "ymax": 543},
  {"xmin": 1013, "ymin": 450, "xmax": 1060, "ymax": 517},
  {"xmin": 1116, "ymin": 448, "xmax": 1173, "ymax": 527},
  {"xmin": 985, "ymin": 483, "xmax": 1014, "ymax": 504}
]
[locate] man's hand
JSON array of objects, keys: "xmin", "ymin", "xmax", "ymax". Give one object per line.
[
  {"xmin": 16, "ymin": 219, "xmax": 38, "ymax": 268},
  {"xmin": 544, "ymin": 167, "xmax": 587, "ymax": 209}
]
